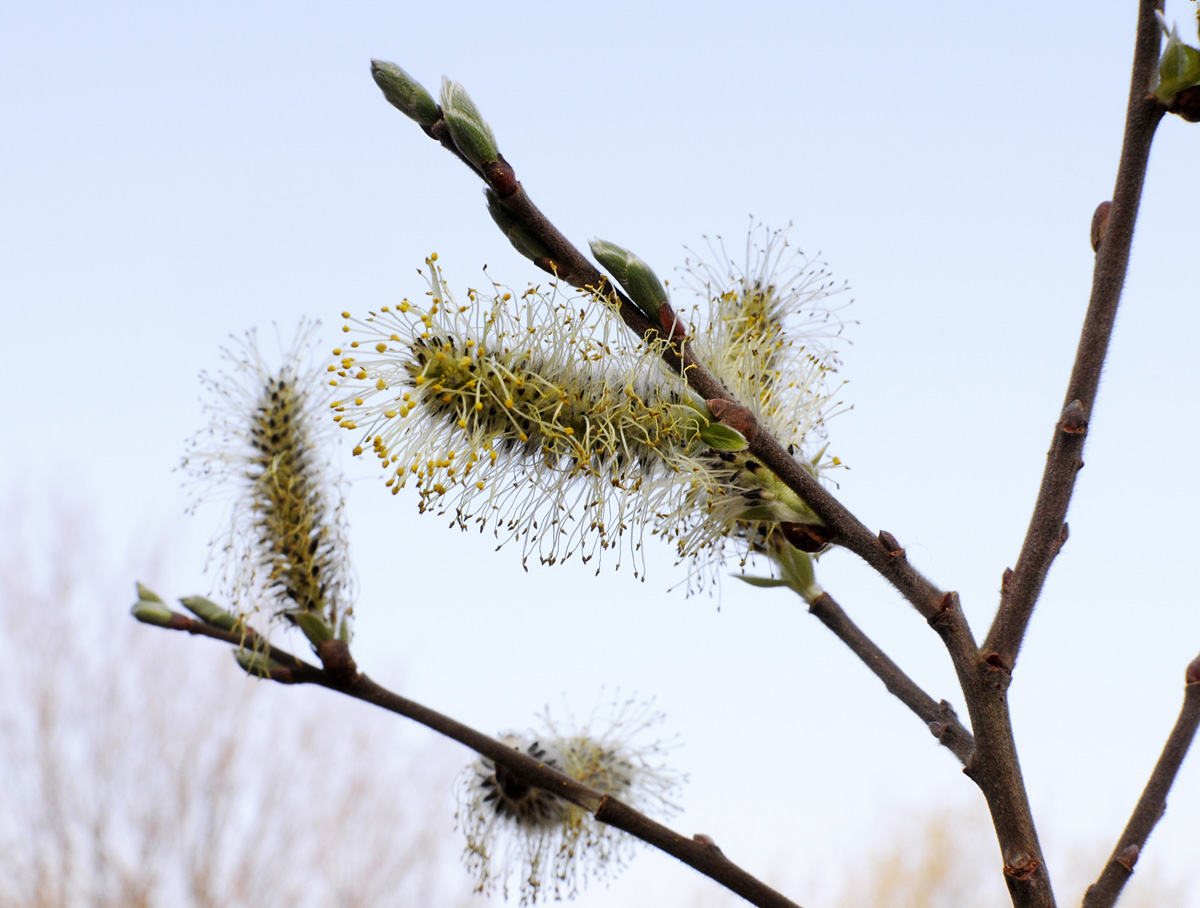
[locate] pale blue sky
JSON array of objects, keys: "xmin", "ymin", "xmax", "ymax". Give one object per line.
[{"xmin": 3, "ymin": 0, "xmax": 1199, "ymax": 904}]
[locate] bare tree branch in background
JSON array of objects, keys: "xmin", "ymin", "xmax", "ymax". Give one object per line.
[{"xmin": 0, "ymin": 495, "xmax": 476, "ymax": 908}]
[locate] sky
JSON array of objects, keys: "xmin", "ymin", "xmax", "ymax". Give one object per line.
[{"xmin": 3, "ymin": 0, "xmax": 1199, "ymax": 905}]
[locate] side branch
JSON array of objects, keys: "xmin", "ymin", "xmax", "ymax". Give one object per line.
[
  {"xmin": 985, "ymin": 0, "xmax": 1167, "ymax": 669},
  {"xmin": 808, "ymin": 590, "xmax": 974, "ymax": 763},
  {"xmin": 1082, "ymin": 656, "xmax": 1200, "ymax": 908},
  {"xmin": 139, "ymin": 608, "xmax": 804, "ymax": 908}
]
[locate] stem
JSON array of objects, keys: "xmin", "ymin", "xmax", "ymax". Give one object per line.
[
  {"xmin": 141, "ymin": 610, "xmax": 804, "ymax": 908},
  {"xmin": 806, "ymin": 590, "xmax": 974, "ymax": 764},
  {"xmin": 1082, "ymin": 660, "xmax": 1200, "ymax": 908},
  {"xmin": 984, "ymin": 0, "xmax": 1166, "ymax": 670}
]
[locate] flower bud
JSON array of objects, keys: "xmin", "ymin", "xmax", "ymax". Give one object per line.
[
  {"xmin": 588, "ymin": 239, "xmax": 669, "ymax": 320},
  {"xmin": 370, "ymin": 60, "xmax": 440, "ymax": 127},
  {"xmin": 439, "ymin": 78, "xmax": 498, "ymax": 167}
]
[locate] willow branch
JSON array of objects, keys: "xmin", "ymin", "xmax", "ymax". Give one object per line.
[
  {"xmin": 807, "ymin": 588, "xmax": 974, "ymax": 763},
  {"xmin": 1082, "ymin": 656, "xmax": 1200, "ymax": 908},
  {"xmin": 985, "ymin": 0, "xmax": 1167, "ymax": 670},
  {"xmin": 140, "ymin": 610, "xmax": 804, "ymax": 908},
  {"xmin": 396, "ymin": 92, "xmax": 951, "ymax": 624}
]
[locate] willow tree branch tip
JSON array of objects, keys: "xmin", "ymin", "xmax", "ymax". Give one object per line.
[
  {"xmin": 985, "ymin": 0, "xmax": 1167, "ymax": 670},
  {"xmin": 1082, "ymin": 655, "xmax": 1200, "ymax": 908}
]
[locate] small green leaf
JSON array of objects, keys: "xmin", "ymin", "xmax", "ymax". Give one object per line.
[
  {"xmin": 734, "ymin": 575, "xmax": 792, "ymax": 589},
  {"xmin": 698, "ymin": 421, "xmax": 748, "ymax": 451},
  {"xmin": 1153, "ymin": 15, "xmax": 1200, "ymax": 104},
  {"xmin": 233, "ymin": 648, "xmax": 279, "ymax": 678},
  {"xmin": 135, "ymin": 582, "xmax": 163, "ymax": 603},
  {"xmin": 774, "ymin": 541, "xmax": 823, "ymax": 603},
  {"xmin": 295, "ymin": 611, "xmax": 334, "ymax": 646},
  {"xmin": 130, "ymin": 600, "xmax": 174, "ymax": 627},
  {"xmin": 180, "ymin": 595, "xmax": 239, "ymax": 631}
]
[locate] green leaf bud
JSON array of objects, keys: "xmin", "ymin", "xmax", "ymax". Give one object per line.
[
  {"xmin": 294, "ymin": 611, "xmax": 335, "ymax": 646},
  {"xmin": 698, "ymin": 421, "xmax": 748, "ymax": 451},
  {"xmin": 486, "ymin": 189, "xmax": 551, "ymax": 263},
  {"xmin": 135, "ymin": 581, "xmax": 163, "ymax": 603},
  {"xmin": 773, "ymin": 539, "xmax": 823, "ymax": 603},
  {"xmin": 233, "ymin": 648, "xmax": 280, "ymax": 677},
  {"xmin": 439, "ymin": 78, "xmax": 498, "ymax": 167},
  {"xmin": 370, "ymin": 60, "xmax": 440, "ymax": 127},
  {"xmin": 1152, "ymin": 12, "xmax": 1200, "ymax": 105},
  {"xmin": 130, "ymin": 600, "xmax": 175, "ymax": 627},
  {"xmin": 588, "ymin": 239, "xmax": 669, "ymax": 320},
  {"xmin": 734, "ymin": 575, "xmax": 792, "ymax": 589},
  {"xmin": 179, "ymin": 595, "xmax": 240, "ymax": 631}
]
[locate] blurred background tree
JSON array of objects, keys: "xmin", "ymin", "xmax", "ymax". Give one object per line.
[{"xmin": 0, "ymin": 491, "xmax": 477, "ymax": 908}]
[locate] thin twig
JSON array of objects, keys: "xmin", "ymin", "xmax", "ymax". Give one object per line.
[
  {"xmin": 807, "ymin": 590, "xmax": 974, "ymax": 763},
  {"xmin": 985, "ymin": 0, "xmax": 1167, "ymax": 670},
  {"xmin": 1082, "ymin": 657, "xmax": 1200, "ymax": 908},
  {"xmin": 143, "ymin": 610, "xmax": 804, "ymax": 908}
]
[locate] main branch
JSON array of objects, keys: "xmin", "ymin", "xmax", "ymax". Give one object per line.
[{"xmin": 985, "ymin": 0, "xmax": 1167, "ymax": 669}]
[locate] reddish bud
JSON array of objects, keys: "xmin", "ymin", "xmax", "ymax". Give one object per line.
[
  {"xmin": 1116, "ymin": 843, "xmax": 1140, "ymax": 871},
  {"xmin": 1003, "ymin": 853, "xmax": 1041, "ymax": 881},
  {"xmin": 1060, "ymin": 399, "xmax": 1088, "ymax": 435},
  {"xmin": 1186, "ymin": 654, "xmax": 1200, "ymax": 685},
  {"xmin": 1091, "ymin": 201, "xmax": 1111, "ymax": 252},
  {"xmin": 1001, "ymin": 567, "xmax": 1014, "ymax": 591},
  {"xmin": 1056, "ymin": 523, "xmax": 1070, "ymax": 550},
  {"xmin": 692, "ymin": 833, "xmax": 723, "ymax": 855},
  {"xmin": 878, "ymin": 529, "xmax": 905, "ymax": 557},
  {"xmin": 706, "ymin": 399, "xmax": 758, "ymax": 442}
]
